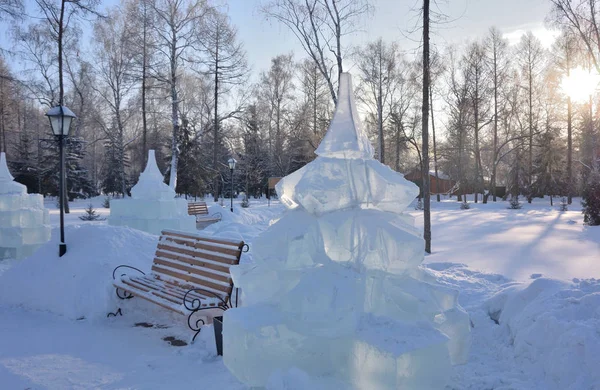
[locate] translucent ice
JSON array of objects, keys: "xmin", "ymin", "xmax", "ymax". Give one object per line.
[
  {"xmin": 0, "ymin": 152, "xmax": 50, "ymax": 260},
  {"xmin": 108, "ymin": 150, "xmax": 196, "ymax": 235},
  {"xmin": 277, "ymin": 158, "xmax": 420, "ymax": 216},
  {"xmin": 315, "ymin": 73, "xmax": 374, "ymax": 159},
  {"xmin": 223, "ymin": 73, "xmax": 470, "ymax": 389}
]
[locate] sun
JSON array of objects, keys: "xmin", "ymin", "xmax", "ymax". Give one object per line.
[{"xmin": 560, "ymin": 67, "xmax": 600, "ymax": 103}]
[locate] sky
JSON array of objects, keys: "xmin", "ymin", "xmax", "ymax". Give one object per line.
[
  {"xmin": 1, "ymin": 0, "xmax": 557, "ymax": 77},
  {"xmin": 226, "ymin": 0, "xmax": 557, "ymax": 76}
]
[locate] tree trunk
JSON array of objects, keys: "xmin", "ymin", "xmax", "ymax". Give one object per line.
[
  {"xmin": 168, "ymin": 29, "xmax": 179, "ymax": 190},
  {"xmin": 212, "ymin": 38, "xmax": 220, "ymax": 202},
  {"xmin": 422, "ymin": 0, "xmax": 431, "ymax": 254},
  {"xmin": 142, "ymin": 2, "xmax": 148, "ymax": 167},
  {"xmin": 430, "ymin": 85, "xmax": 440, "ymax": 201},
  {"xmin": 492, "ymin": 43, "xmax": 499, "ymax": 202},
  {"xmin": 528, "ymin": 57, "xmax": 533, "ymax": 203}
]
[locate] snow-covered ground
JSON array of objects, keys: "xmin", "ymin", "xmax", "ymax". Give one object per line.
[{"xmin": 0, "ymin": 195, "xmax": 599, "ymax": 389}]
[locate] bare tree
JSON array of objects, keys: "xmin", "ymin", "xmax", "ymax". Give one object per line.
[
  {"xmin": 484, "ymin": 27, "xmax": 510, "ymax": 202},
  {"xmin": 261, "ymin": 0, "xmax": 373, "ymax": 104},
  {"xmin": 516, "ymin": 32, "xmax": 546, "ymax": 202},
  {"xmin": 354, "ymin": 38, "xmax": 399, "ymax": 164},
  {"xmin": 151, "ymin": 0, "xmax": 209, "ymax": 189},
  {"xmin": 258, "ymin": 54, "xmax": 296, "ymax": 176},
  {"xmin": 92, "ymin": 8, "xmax": 137, "ymax": 196},
  {"xmin": 550, "ymin": 0, "xmax": 600, "ymax": 74},
  {"xmin": 0, "ymin": 0, "xmax": 23, "ymax": 22},
  {"xmin": 124, "ymin": 0, "xmax": 157, "ymax": 168},
  {"xmin": 198, "ymin": 7, "xmax": 249, "ymax": 202},
  {"xmin": 464, "ymin": 41, "xmax": 490, "ymax": 203}
]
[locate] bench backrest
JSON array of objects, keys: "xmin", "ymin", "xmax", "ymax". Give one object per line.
[
  {"xmin": 152, "ymin": 230, "xmax": 244, "ymax": 304},
  {"xmin": 188, "ymin": 202, "xmax": 209, "ymax": 216}
]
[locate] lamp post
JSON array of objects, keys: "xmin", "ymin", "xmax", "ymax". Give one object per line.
[
  {"xmin": 46, "ymin": 106, "xmax": 76, "ymax": 257},
  {"xmin": 228, "ymin": 158, "xmax": 236, "ymax": 212}
]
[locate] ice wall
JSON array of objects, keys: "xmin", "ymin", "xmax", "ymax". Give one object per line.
[
  {"xmin": 223, "ymin": 73, "xmax": 471, "ymax": 389},
  {"xmin": 0, "ymin": 152, "xmax": 51, "ymax": 260},
  {"xmin": 108, "ymin": 150, "xmax": 195, "ymax": 235}
]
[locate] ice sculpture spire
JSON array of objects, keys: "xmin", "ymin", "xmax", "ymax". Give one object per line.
[
  {"xmin": 130, "ymin": 150, "xmax": 176, "ymax": 200},
  {"xmin": 0, "ymin": 152, "xmax": 14, "ymax": 181},
  {"xmin": 315, "ymin": 73, "xmax": 374, "ymax": 159},
  {"xmin": 0, "ymin": 152, "xmax": 26, "ymax": 195},
  {"xmin": 108, "ymin": 149, "xmax": 195, "ymax": 235}
]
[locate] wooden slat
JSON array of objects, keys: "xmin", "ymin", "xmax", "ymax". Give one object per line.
[
  {"xmin": 160, "ymin": 278, "xmax": 227, "ymax": 302},
  {"xmin": 157, "ymin": 243, "xmax": 236, "ymax": 266},
  {"xmin": 114, "ymin": 282, "xmax": 185, "ymax": 315},
  {"xmin": 162, "ymin": 230, "xmax": 243, "ymax": 249},
  {"xmin": 163, "ymin": 236, "xmax": 240, "ymax": 257},
  {"xmin": 152, "ymin": 265, "xmax": 232, "ymax": 294},
  {"xmin": 154, "ymin": 258, "xmax": 231, "ymax": 284},
  {"xmin": 154, "ymin": 250, "xmax": 231, "ymax": 274},
  {"xmin": 132, "ymin": 276, "xmax": 214, "ymax": 302}
]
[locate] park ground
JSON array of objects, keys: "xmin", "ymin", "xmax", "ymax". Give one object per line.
[{"xmin": 0, "ymin": 196, "xmax": 598, "ymax": 389}]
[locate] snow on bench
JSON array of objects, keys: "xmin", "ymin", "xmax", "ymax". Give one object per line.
[
  {"xmin": 110, "ymin": 229, "xmax": 247, "ymax": 342},
  {"xmin": 187, "ymin": 202, "xmax": 222, "ymax": 224}
]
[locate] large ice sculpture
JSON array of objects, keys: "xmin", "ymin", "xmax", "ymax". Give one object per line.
[
  {"xmin": 0, "ymin": 152, "xmax": 51, "ymax": 260},
  {"xmin": 224, "ymin": 73, "xmax": 471, "ymax": 388},
  {"xmin": 108, "ymin": 150, "xmax": 196, "ymax": 235}
]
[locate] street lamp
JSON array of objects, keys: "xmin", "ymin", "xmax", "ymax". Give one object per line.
[
  {"xmin": 228, "ymin": 158, "xmax": 236, "ymax": 212},
  {"xmin": 46, "ymin": 105, "xmax": 76, "ymax": 257}
]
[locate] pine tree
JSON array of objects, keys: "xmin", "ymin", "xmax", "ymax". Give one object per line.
[
  {"xmin": 582, "ymin": 170, "xmax": 600, "ymax": 226},
  {"xmin": 79, "ymin": 204, "xmax": 104, "ymax": 221}
]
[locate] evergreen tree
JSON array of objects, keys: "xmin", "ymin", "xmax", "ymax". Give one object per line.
[
  {"xmin": 582, "ymin": 170, "xmax": 600, "ymax": 226},
  {"xmin": 101, "ymin": 139, "xmax": 129, "ymax": 196},
  {"xmin": 531, "ymin": 131, "xmax": 566, "ymax": 205},
  {"xmin": 40, "ymin": 137, "xmax": 96, "ymax": 199}
]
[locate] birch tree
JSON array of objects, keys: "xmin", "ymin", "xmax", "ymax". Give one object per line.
[{"xmin": 151, "ymin": 0, "xmax": 209, "ymax": 189}]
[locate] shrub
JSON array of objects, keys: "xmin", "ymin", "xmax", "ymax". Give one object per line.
[{"xmin": 508, "ymin": 195, "xmax": 522, "ymax": 210}]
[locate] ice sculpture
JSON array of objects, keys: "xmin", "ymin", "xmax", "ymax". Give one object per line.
[
  {"xmin": 223, "ymin": 73, "xmax": 471, "ymax": 389},
  {"xmin": 0, "ymin": 152, "xmax": 51, "ymax": 260},
  {"xmin": 108, "ymin": 150, "xmax": 196, "ymax": 235}
]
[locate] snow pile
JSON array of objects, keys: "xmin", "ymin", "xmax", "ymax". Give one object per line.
[
  {"xmin": 485, "ymin": 277, "xmax": 600, "ymax": 389},
  {"xmin": 0, "ymin": 152, "xmax": 50, "ymax": 260},
  {"xmin": 0, "ymin": 224, "xmax": 157, "ymax": 320},
  {"xmin": 223, "ymin": 73, "xmax": 471, "ymax": 389},
  {"xmin": 109, "ymin": 150, "xmax": 195, "ymax": 235}
]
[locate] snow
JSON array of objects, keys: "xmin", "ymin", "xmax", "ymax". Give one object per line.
[
  {"xmin": 412, "ymin": 196, "xmax": 600, "ymax": 281},
  {"xmin": 0, "ymin": 191, "xmax": 599, "ymax": 389}
]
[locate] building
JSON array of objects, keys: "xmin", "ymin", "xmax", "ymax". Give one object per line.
[{"xmin": 404, "ymin": 169, "xmax": 455, "ymax": 195}]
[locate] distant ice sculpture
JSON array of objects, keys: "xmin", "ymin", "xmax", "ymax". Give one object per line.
[
  {"xmin": 0, "ymin": 152, "xmax": 51, "ymax": 259},
  {"xmin": 108, "ymin": 150, "xmax": 196, "ymax": 235},
  {"xmin": 223, "ymin": 73, "xmax": 471, "ymax": 388}
]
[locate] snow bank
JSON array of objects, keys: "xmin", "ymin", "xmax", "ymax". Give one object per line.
[
  {"xmin": 485, "ymin": 277, "xmax": 600, "ymax": 389},
  {"xmin": 0, "ymin": 224, "xmax": 157, "ymax": 320}
]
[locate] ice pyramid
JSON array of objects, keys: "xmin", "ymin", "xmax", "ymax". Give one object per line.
[
  {"xmin": 108, "ymin": 150, "xmax": 196, "ymax": 235},
  {"xmin": 223, "ymin": 73, "xmax": 471, "ymax": 389},
  {"xmin": 0, "ymin": 152, "xmax": 51, "ymax": 260}
]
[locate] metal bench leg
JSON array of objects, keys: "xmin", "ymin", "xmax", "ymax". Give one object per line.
[
  {"xmin": 187, "ymin": 311, "xmax": 206, "ymax": 344},
  {"xmin": 107, "ymin": 308, "xmax": 123, "ymax": 318}
]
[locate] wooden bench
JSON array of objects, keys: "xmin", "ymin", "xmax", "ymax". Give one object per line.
[
  {"xmin": 188, "ymin": 201, "xmax": 222, "ymax": 224},
  {"xmin": 110, "ymin": 229, "xmax": 247, "ymax": 342}
]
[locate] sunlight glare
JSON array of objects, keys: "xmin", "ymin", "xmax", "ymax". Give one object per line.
[{"xmin": 560, "ymin": 67, "xmax": 600, "ymax": 103}]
